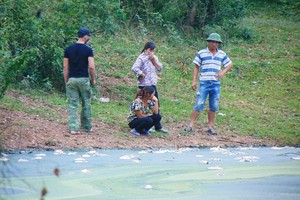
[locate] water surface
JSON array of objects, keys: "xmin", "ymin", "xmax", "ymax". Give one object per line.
[{"xmin": 1, "ymin": 147, "xmax": 300, "ymax": 200}]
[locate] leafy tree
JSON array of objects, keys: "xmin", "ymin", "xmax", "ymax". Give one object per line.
[
  {"xmin": 0, "ymin": 0, "xmax": 124, "ymax": 96},
  {"xmin": 0, "ymin": 0, "xmax": 257, "ymax": 97},
  {"xmin": 122, "ymin": 0, "xmax": 247, "ymax": 38}
]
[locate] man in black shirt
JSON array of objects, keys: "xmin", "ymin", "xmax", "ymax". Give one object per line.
[{"xmin": 63, "ymin": 27, "xmax": 96, "ymax": 134}]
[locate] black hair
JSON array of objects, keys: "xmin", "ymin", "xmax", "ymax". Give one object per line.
[
  {"xmin": 141, "ymin": 42, "xmax": 156, "ymax": 53},
  {"xmin": 135, "ymin": 86, "xmax": 155, "ymax": 99}
]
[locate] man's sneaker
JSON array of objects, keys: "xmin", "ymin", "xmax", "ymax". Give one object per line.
[
  {"xmin": 184, "ymin": 126, "xmax": 193, "ymax": 132},
  {"xmin": 70, "ymin": 130, "xmax": 80, "ymax": 135},
  {"xmin": 83, "ymin": 127, "xmax": 93, "ymax": 133},
  {"xmin": 208, "ymin": 128, "xmax": 217, "ymax": 135},
  {"xmin": 131, "ymin": 129, "xmax": 140, "ymax": 136},
  {"xmin": 148, "ymin": 128, "xmax": 153, "ymax": 133},
  {"xmin": 156, "ymin": 128, "xmax": 169, "ymax": 134}
]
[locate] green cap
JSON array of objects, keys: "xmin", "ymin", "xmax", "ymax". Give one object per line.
[{"xmin": 206, "ymin": 33, "xmax": 222, "ymax": 43}]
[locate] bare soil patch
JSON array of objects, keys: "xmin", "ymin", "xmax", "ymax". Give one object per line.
[
  {"xmin": 1, "ymin": 108, "xmax": 279, "ymax": 151},
  {"xmin": 0, "ymin": 90, "xmax": 280, "ymax": 150}
]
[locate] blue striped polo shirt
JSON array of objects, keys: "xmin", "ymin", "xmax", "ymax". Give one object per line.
[{"xmin": 193, "ymin": 48, "xmax": 232, "ymax": 82}]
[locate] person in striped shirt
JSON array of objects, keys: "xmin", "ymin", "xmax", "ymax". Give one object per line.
[{"xmin": 185, "ymin": 33, "xmax": 232, "ymax": 135}]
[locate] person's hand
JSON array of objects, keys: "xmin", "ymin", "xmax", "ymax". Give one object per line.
[
  {"xmin": 138, "ymin": 72, "xmax": 146, "ymax": 81},
  {"xmin": 149, "ymin": 53, "xmax": 155, "ymax": 62},
  {"xmin": 215, "ymin": 71, "xmax": 225, "ymax": 79},
  {"xmin": 152, "ymin": 96, "xmax": 158, "ymax": 102},
  {"xmin": 192, "ymin": 81, "xmax": 197, "ymax": 90},
  {"xmin": 91, "ymin": 79, "xmax": 96, "ymax": 85}
]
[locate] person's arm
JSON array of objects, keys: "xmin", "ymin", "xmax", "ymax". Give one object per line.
[
  {"xmin": 192, "ymin": 64, "xmax": 200, "ymax": 90},
  {"xmin": 151, "ymin": 96, "xmax": 159, "ymax": 114},
  {"xmin": 132, "ymin": 57, "xmax": 145, "ymax": 77},
  {"xmin": 133, "ymin": 99, "xmax": 150, "ymax": 118},
  {"xmin": 88, "ymin": 56, "xmax": 96, "ymax": 85},
  {"xmin": 135, "ymin": 110, "xmax": 150, "ymax": 118},
  {"xmin": 215, "ymin": 62, "xmax": 233, "ymax": 79},
  {"xmin": 63, "ymin": 58, "xmax": 69, "ymax": 83},
  {"xmin": 149, "ymin": 54, "xmax": 162, "ymax": 71}
]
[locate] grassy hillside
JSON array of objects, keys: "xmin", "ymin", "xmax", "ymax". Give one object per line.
[{"xmin": 1, "ymin": 1, "xmax": 299, "ymax": 146}]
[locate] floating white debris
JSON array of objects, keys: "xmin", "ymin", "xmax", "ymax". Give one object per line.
[
  {"xmin": 153, "ymin": 149, "xmax": 172, "ymax": 154},
  {"xmin": 68, "ymin": 152, "xmax": 77, "ymax": 155},
  {"xmin": 200, "ymin": 160, "xmax": 209, "ymax": 164},
  {"xmin": 239, "ymin": 147, "xmax": 258, "ymax": 151},
  {"xmin": 196, "ymin": 155, "xmax": 204, "ymax": 158},
  {"xmin": 209, "ymin": 158, "xmax": 221, "ymax": 161},
  {"xmin": 87, "ymin": 150, "xmax": 97, "ymax": 154},
  {"xmin": 120, "ymin": 154, "xmax": 137, "ymax": 160},
  {"xmin": 87, "ymin": 150, "xmax": 108, "ymax": 157},
  {"xmin": 32, "ymin": 156, "xmax": 43, "ymax": 160},
  {"xmin": 82, "ymin": 154, "xmax": 91, "ymax": 158},
  {"xmin": 0, "ymin": 157, "xmax": 9, "ymax": 162},
  {"xmin": 235, "ymin": 156, "xmax": 259, "ymax": 162},
  {"xmin": 291, "ymin": 156, "xmax": 300, "ymax": 160},
  {"xmin": 74, "ymin": 157, "xmax": 87, "ymax": 163},
  {"xmin": 271, "ymin": 147, "xmax": 284, "ymax": 150},
  {"xmin": 138, "ymin": 150, "xmax": 153, "ymax": 154},
  {"xmin": 144, "ymin": 185, "xmax": 152, "ymax": 189},
  {"xmin": 178, "ymin": 147, "xmax": 192, "ymax": 152},
  {"xmin": 18, "ymin": 159, "xmax": 29, "ymax": 162},
  {"xmin": 35, "ymin": 153, "xmax": 46, "ymax": 157},
  {"xmin": 210, "ymin": 146, "xmax": 223, "ymax": 152},
  {"xmin": 54, "ymin": 150, "xmax": 65, "ymax": 156},
  {"xmin": 81, "ymin": 169, "xmax": 91, "ymax": 173},
  {"xmin": 210, "ymin": 146, "xmax": 232, "ymax": 155},
  {"xmin": 132, "ymin": 159, "xmax": 141, "ymax": 163},
  {"xmin": 208, "ymin": 166, "xmax": 223, "ymax": 170},
  {"xmin": 97, "ymin": 153, "xmax": 109, "ymax": 157},
  {"xmin": 1, "ymin": 153, "xmax": 8, "ymax": 157}
]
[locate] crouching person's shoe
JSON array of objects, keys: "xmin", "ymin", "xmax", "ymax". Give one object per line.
[
  {"xmin": 156, "ymin": 128, "xmax": 169, "ymax": 134},
  {"xmin": 131, "ymin": 129, "xmax": 140, "ymax": 136}
]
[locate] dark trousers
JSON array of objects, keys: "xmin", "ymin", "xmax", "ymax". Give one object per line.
[
  {"xmin": 128, "ymin": 114, "xmax": 162, "ymax": 134},
  {"xmin": 138, "ymin": 85, "xmax": 162, "ymax": 130}
]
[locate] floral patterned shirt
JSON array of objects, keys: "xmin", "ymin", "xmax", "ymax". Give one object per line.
[
  {"xmin": 131, "ymin": 52, "xmax": 162, "ymax": 86},
  {"xmin": 127, "ymin": 98, "xmax": 156, "ymax": 123}
]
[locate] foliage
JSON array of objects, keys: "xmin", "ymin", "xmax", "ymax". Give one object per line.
[
  {"xmin": 122, "ymin": 0, "xmax": 247, "ymax": 38},
  {"xmin": 0, "ymin": 0, "xmax": 124, "ymax": 95}
]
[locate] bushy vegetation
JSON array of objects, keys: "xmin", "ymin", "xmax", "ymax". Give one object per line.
[
  {"xmin": 0, "ymin": 0, "xmax": 299, "ymax": 145},
  {"xmin": 1, "ymin": 0, "xmax": 248, "ymax": 94}
]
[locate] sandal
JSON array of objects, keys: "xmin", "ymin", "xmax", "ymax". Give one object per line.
[
  {"xmin": 184, "ymin": 126, "xmax": 193, "ymax": 132},
  {"xmin": 208, "ymin": 128, "xmax": 217, "ymax": 135}
]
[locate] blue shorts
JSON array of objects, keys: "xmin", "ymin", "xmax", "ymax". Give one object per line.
[{"xmin": 193, "ymin": 81, "xmax": 220, "ymax": 112}]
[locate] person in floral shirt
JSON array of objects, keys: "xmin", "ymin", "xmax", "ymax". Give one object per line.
[
  {"xmin": 127, "ymin": 86, "xmax": 162, "ymax": 136},
  {"xmin": 131, "ymin": 42, "xmax": 169, "ymax": 134}
]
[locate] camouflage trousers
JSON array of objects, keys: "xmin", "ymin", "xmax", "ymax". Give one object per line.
[{"xmin": 66, "ymin": 78, "xmax": 92, "ymax": 132}]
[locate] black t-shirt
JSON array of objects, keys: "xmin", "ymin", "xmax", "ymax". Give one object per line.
[{"xmin": 64, "ymin": 43, "xmax": 94, "ymax": 78}]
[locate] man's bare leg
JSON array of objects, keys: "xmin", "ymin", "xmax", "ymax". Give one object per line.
[
  {"xmin": 189, "ymin": 110, "xmax": 200, "ymax": 128},
  {"xmin": 208, "ymin": 110, "xmax": 215, "ymax": 129}
]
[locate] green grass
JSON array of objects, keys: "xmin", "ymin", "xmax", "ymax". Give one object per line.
[{"xmin": 1, "ymin": 1, "xmax": 299, "ymax": 146}]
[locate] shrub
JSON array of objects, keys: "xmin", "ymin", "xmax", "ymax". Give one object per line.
[{"xmin": 0, "ymin": 0, "xmax": 125, "ymax": 95}]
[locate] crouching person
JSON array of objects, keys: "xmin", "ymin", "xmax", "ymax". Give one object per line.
[{"xmin": 127, "ymin": 86, "xmax": 161, "ymax": 136}]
